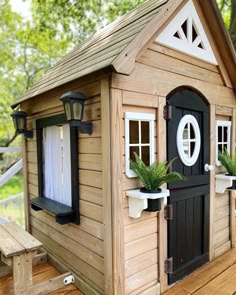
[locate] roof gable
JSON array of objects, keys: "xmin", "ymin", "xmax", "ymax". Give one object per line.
[{"xmin": 156, "ymin": 0, "xmax": 217, "ymax": 64}]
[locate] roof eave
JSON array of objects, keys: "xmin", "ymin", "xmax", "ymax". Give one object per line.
[{"xmin": 195, "ymin": 0, "xmax": 236, "ymax": 90}]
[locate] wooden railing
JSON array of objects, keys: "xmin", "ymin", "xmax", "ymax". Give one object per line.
[{"xmin": 0, "ymin": 147, "xmax": 22, "ymax": 188}]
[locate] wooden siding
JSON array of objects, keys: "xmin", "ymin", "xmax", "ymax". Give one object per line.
[
  {"xmin": 113, "ymin": 40, "xmax": 236, "ymax": 294},
  {"xmin": 213, "ymin": 112, "xmax": 233, "ymax": 258},
  {"xmin": 119, "ymin": 91, "xmax": 159, "ymax": 294},
  {"xmin": 112, "ymin": 42, "xmax": 236, "ymax": 108},
  {"xmin": 22, "ymin": 78, "xmax": 107, "ymax": 294}
]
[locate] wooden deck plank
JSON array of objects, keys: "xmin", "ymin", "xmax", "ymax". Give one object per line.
[
  {"xmin": 163, "ymin": 248, "xmax": 236, "ymax": 295},
  {"xmin": 0, "ymin": 263, "xmax": 84, "ymax": 295},
  {"xmin": 194, "ymin": 264, "xmax": 236, "ymax": 295}
]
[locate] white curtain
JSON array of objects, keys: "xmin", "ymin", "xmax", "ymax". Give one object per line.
[{"xmin": 43, "ymin": 124, "xmax": 72, "ymax": 206}]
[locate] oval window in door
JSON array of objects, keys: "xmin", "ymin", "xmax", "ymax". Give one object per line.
[{"xmin": 176, "ymin": 114, "xmax": 201, "ymax": 166}]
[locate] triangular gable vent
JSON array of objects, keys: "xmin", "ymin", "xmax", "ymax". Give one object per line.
[{"xmin": 156, "ymin": 0, "xmax": 218, "ymax": 65}]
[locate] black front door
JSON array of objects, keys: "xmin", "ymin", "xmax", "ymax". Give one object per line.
[{"xmin": 167, "ymin": 89, "xmax": 210, "ymax": 284}]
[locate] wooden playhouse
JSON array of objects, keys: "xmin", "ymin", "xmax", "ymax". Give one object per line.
[{"xmin": 11, "ymin": 0, "xmax": 236, "ymax": 294}]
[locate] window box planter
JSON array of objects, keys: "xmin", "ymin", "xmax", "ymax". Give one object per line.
[
  {"xmin": 215, "ymin": 174, "xmax": 236, "ymax": 194},
  {"xmin": 126, "ymin": 188, "xmax": 170, "ymax": 218}
]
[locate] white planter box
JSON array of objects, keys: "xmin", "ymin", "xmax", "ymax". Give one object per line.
[
  {"xmin": 126, "ymin": 189, "xmax": 170, "ymax": 218},
  {"xmin": 215, "ymin": 174, "xmax": 236, "ymax": 193}
]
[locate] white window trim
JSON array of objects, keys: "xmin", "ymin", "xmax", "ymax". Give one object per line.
[
  {"xmin": 176, "ymin": 114, "xmax": 201, "ymax": 167},
  {"xmin": 216, "ymin": 120, "xmax": 231, "ymax": 166},
  {"xmin": 155, "ymin": 0, "xmax": 218, "ymax": 65},
  {"xmin": 125, "ymin": 112, "xmax": 155, "ymax": 178}
]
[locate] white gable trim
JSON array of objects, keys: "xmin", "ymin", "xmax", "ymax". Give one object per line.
[{"xmin": 156, "ymin": 0, "xmax": 218, "ymax": 65}]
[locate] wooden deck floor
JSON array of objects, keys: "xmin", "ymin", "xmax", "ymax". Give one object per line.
[
  {"xmin": 164, "ymin": 247, "xmax": 236, "ymax": 295},
  {"xmin": 0, "ymin": 263, "xmax": 84, "ymax": 295}
]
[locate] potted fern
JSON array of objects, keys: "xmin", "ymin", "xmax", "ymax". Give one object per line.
[
  {"xmin": 216, "ymin": 150, "xmax": 236, "ymax": 192},
  {"xmin": 129, "ymin": 153, "xmax": 184, "ymax": 212}
]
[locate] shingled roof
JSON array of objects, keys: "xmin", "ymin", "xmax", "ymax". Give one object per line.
[
  {"xmin": 13, "ymin": 0, "xmax": 236, "ymax": 107},
  {"xmin": 14, "ymin": 0, "xmax": 168, "ymax": 105}
]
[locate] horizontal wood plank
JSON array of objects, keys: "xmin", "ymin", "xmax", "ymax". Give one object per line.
[
  {"xmin": 122, "ymin": 91, "xmax": 159, "ymax": 108},
  {"xmin": 125, "ymin": 249, "xmax": 158, "ymax": 277},
  {"xmin": 124, "ymin": 218, "xmax": 158, "ymax": 243},
  {"xmin": 31, "ymin": 227, "xmax": 104, "ymax": 290},
  {"xmin": 31, "ymin": 211, "xmax": 104, "ymax": 256},
  {"xmin": 79, "ymin": 154, "xmax": 102, "ymax": 171},
  {"xmin": 126, "ymin": 264, "xmax": 158, "ymax": 294},
  {"xmin": 79, "ymin": 170, "xmax": 102, "ymax": 189},
  {"xmin": 79, "ymin": 138, "xmax": 102, "ymax": 154},
  {"xmin": 31, "ymin": 218, "xmax": 104, "ymax": 273},
  {"xmin": 215, "ymin": 105, "xmax": 233, "ymax": 116},
  {"xmin": 80, "ymin": 200, "xmax": 103, "ymax": 223},
  {"xmin": 112, "ymin": 64, "xmax": 236, "ymax": 108},
  {"xmin": 139, "ymin": 49, "xmax": 224, "ymax": 86},
  {"xmin": 149, "ymin": 43, "xmax": 219, "ymax": 73},
  {"xmin": 125, "ymin": 233, "xmax": 158, "ymax": 260},
  {"xmin": 80, "ymin": 185, "xmax": 103, "ymax": 206}
]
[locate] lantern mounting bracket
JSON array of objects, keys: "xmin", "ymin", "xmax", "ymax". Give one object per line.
[
  {"xmin": 23, "ymin": 130, "xmax": 33, "ymax": 138},
  {"xmin": 70, "ymin": 121, "xmax": 92, "ymax": 134}
]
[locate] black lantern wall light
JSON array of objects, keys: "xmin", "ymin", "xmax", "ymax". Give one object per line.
[
  {"xmin": 60, "ymin": 91, "xmax": 93, "ymax": 134},
  {"xmin": 11, "ymin": 111, "xmax": 33, "ymax": 138}
]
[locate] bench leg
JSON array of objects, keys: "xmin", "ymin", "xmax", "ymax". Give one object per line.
[{"xmin": 13, "ymin": 252, "xmax": 33, "ymax": 295}]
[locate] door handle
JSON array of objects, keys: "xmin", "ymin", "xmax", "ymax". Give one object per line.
[{"xmin": 204, "ymin": 163, "xmax": 214, "ymax": 172}]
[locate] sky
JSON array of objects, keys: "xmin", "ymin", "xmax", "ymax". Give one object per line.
[{"xmin": 10, "ymin": 0, "xmax": 31, "ymax": 20}]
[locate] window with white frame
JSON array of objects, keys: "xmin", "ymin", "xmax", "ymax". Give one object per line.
[
  {"xmin": 216, "ymin": 120, "xmax": 231, "ymax": 166},
  {"xmin": 125, "ymin": 112, "xmax": 155, "ymax": 177},
  {"xmin": 176, "ymin": 114, "xmax": 201, "ymax": 166}
]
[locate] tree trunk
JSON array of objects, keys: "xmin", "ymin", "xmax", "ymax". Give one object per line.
[{"xmin": 230, "ymin": 0, "xmax": 236, "ymax": 49}]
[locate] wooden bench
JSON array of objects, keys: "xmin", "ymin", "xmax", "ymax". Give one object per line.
[{"xmin": 0, "ymin": 222, "xmax": 73, "ymax": 294}]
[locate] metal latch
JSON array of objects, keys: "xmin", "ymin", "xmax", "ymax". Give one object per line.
[
  {"xmin": 64, "ymin": 275, "xmax": 75, "ymax": 285},
  {"xmin": 164, "ymin": 204, "xmax": 173, "ymax": 220},
  {"xmin": 165, "ymin": 257, "xmax": 173, "ymax": 274},
  {"xmin": 163, "ymin": 105, "xmax": 172, "ymax": 120}
]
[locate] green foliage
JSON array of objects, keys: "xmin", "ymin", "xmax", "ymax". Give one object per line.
[
  {"xmin": 217, "ymin": 0, "xmax": 235, "ymax": 49},
  {"xmin": 31, "ymin": 0, "xmax": 145, "ymax": 44},
  {"xmin": 217, "ymin": 0, "xmax": 231, "ymax": 29},
  {"xmin": 218, "ymin": 150, "xmax": 236, "ymax": 176},
  {"xmin": 130, "ymin": 153, "xmax": 184, "ymax": 191},
  {"xmin": 0, "ymin": 173, "xmax": 24, "ymax": 200}
]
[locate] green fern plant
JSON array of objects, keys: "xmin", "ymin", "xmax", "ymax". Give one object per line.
[
  {"xmin": 218, "ymin": 150, "xmax": 236, "ymax": 176},
  {"xmin": 130, "ymin": 152, "xmax": 184, "ymax": 192}
]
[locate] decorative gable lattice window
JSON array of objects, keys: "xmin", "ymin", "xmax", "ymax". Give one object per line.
[
  {"xmin": 156, "ymin": 0, "xmax": 218, "ymax": 65},
  {"xmin": 125, "ymin": 112, "xmax": 155, "ymax": 178},
  {"xmin": 216, "ymin": 120, "xmax": 231, "ymax": 166}
]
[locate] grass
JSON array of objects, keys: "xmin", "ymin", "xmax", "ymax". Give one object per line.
[
  {"xmin": 0, "ymin": 173, "xmax": 25, "ymax": 228},
  {"xmin": 0, "ymin": 194, "xmax": 25, "ymax": 228},
  {"xmin": 0, "ymin": 173, "xmax": 24, "ymax": 200}
]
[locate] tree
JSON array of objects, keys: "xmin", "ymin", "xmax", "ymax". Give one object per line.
[
  {"xmin": 217, "ymin": 0, "xmax": 236, "ymax": 49},
  {"xmin": 31, "ymin": 0, "xmax": 145, "ymax": 46},
  {"xmin": 0, "ymin": 0, "xmax": 145, "ymax": 172},
  {"xmin": 0, "ymin": 0, "xmax": 234, "ymax": 154}
]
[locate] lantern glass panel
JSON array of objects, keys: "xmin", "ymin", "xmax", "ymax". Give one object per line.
[
  {"xmin": 12, "ymin": 117, "xmax": 17, "ymax": 129},
  {"xmin": 73, "ymin": 102, "xmax": 83, "ymax": 120},
  {"xmin": 18, "ymin": 117, "xmax": 25, "ymax": 130},
  {"xmin": 65, "ymin": 103, "xmax": 71, "ymax": 120}
]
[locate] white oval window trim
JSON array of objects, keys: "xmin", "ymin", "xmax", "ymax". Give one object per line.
[{"xmin": 177, "ymin": 114, "xmax": 201, "ymax": 167}]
